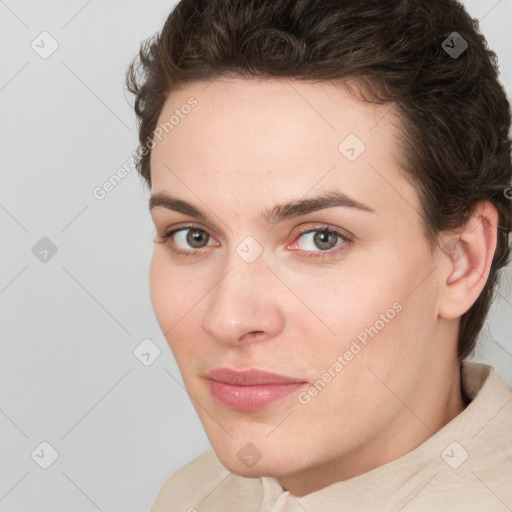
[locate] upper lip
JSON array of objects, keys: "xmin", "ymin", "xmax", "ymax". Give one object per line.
[{"xmin": 206, "ymin": 368, "xmax": 307, "ymax": 386}]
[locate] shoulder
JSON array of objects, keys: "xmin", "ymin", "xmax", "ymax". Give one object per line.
[
  {"xmin": 459, "ymin": 361, "xmax": 512, "ymax": 450},
  {"xmin": 438, "ymin": 361, "xmax": 512, "ymax": 509},
  {"xmin": 461, "ymin": 360, "xmax": 512, "ymax": 407},
  {"xmin": 150, "ymin": 450, "xmax": 262, "ymax": 511},
  {"xmin": 151, "ymin": 451, "xmax": 227, "ymax": 511}
]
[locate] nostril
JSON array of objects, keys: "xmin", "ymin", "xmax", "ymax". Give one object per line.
[{"xmin": 242, "ymin": 331, "xmax": 265, "ymax": 343}]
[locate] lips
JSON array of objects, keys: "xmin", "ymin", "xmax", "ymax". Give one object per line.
[
  {"xmin": 206, "ymin": 368, "xmax": 306, "ymax": 385},
  {"xmin": 205, "ymin": 368, "xmax": 308, "ymax": 410}
]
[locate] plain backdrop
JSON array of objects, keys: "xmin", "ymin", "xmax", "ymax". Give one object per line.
[{"xmin": 1, "ymin": 0, "xmax": 511, "ymax": 510}]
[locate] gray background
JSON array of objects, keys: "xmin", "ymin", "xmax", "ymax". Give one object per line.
[{"xmin": 0, "ymin": 0, "xmax": 511, "ymax": 510}]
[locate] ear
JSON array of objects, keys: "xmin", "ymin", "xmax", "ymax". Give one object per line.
[{"xmin": 437, "ymin": 201, "xmax": 499, "ymax": 320}]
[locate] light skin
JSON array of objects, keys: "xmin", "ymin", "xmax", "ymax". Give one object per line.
[{"xmin": 148, "ymin": 77, "xmax": 498, "ymax": 497}]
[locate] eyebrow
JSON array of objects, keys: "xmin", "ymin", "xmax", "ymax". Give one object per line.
[{"xmin": 149, "ymin": 190, "xmax": 375, "ymax": 224}]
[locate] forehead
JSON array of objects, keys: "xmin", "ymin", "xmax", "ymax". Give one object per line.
[
  {"xmin": 149, "ymin": 77, "xmax": 419, "ymax": 222},
  {"xmin": 152, "ymin": 77, "xmax": 396, "ymax": 158}
]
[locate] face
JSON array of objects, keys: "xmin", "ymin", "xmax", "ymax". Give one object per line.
[{"xmin": 148, "ymin": 78, "xmax": 453, "ymax": 494}]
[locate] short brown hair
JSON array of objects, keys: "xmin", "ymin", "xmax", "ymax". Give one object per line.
[{"xmin": 126, "ymin": 0, "xmax": 512, "ymax": 362}]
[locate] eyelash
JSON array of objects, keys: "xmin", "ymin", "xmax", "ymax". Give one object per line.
[{"xmin": 155, "ymin": 223, "xmax": 353, "ymax": 260}]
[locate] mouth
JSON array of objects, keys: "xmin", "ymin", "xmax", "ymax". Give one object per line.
[{"xmin": 205, "ymin": 368, "xmax": 308, "ymax": 411}]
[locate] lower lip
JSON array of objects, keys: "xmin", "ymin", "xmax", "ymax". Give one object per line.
[{"xmin": 208, "ymin": 380, "xmax": 307, "ymax": 410}]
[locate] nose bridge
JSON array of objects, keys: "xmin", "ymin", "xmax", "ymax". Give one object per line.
[{"xmin": 201, "ymin": 241, "xmax": 284, "ymax": 344}]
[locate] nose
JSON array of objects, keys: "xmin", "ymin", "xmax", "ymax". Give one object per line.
[{"xmin": 201, "ymin": 254, "xmax": 285, "ymax": 347}]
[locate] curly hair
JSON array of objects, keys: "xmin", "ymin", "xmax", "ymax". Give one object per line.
[{"xmin": 126, "ymin": 0, "xmax": 512, "ymax": 362}]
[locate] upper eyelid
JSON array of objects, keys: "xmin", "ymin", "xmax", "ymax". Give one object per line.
[{"xmin": 163, "ymin": 223, "xmax": 348, "ymax": 236}]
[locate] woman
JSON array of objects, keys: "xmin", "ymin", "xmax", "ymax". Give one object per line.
[{"xmin": 126, "ymin": 0, "xmax": 512, "ymax": 510}]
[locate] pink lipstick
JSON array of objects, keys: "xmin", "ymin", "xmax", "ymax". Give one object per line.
[{"xmin": 206, "ymin": 368, "xmax": 307, "ymax": 410}]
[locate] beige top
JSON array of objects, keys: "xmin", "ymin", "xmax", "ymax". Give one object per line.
[{"xmin": 151, "ymin": 361, "xmax": 512, "ymax": 511}]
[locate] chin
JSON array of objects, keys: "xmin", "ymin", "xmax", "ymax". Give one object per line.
[
  {"xmin": 218, "ymin": 453, "xmax": 283, "ymax": 479},
  {"xmin": 212, "ymin": 438, "xmax": 302, "ymax": 480}
]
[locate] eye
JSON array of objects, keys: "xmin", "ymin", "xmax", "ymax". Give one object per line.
[
  {"xmin": 288, "ymin": 226, "xmax": 351, "ymax": 258},
  {"xmin": 155, "ymin": 223, "xmax": 352, "ymax": 259},
  {"xmin": 173, "ymin": 228, "xmax": 212, "ymax": 249},
  {"xmin": 156, "ymin": 225, "xmax": 217, "ymax": 256}
]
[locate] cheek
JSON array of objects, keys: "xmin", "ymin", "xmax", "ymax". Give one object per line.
[
  {"xmin": 149, "ymin": 251, "xmax": 193, "ymax": 338},
  {"xmin": 292, "ymin": 272, "xmax": 394, "ymax": 345},
  {"xmin": 290, "ymin": 252, "xmax": 432, "ymax": 380},
  {"xmin": 343, "ymin": 264, "xmax": 440, "ymax": 389},
  {"xmin": 149, "ymin": 251, "xmax": 209, "ymax": 364},
  {"xmin": 149, "ymin": 252, "xmax": 170, "ymax": 330}
]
